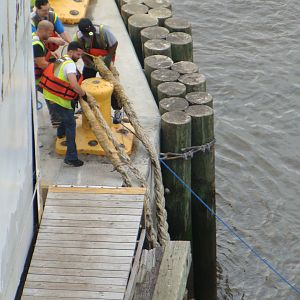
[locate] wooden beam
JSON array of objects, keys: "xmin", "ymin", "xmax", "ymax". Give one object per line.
[{"xmin": 152, "ymin": 241, "xmax": 192, "ymax": 300}]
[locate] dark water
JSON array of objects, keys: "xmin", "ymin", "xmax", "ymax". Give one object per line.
[{"xmin": 172, "ymin": 1, "xmax": 300, "ymax": 299}]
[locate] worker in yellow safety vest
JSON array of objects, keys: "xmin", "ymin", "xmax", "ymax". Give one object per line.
[{"xmin": 39, "ymin": 41, "xmax": 87, "ymax": 167}]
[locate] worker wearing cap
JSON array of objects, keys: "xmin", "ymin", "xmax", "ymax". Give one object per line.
[
  {"xmin": 73, "ymin": 18, "xmax": 118, "ymax": 79},
  {"xmin": 73, "ymin": 18, "xmax": 122, "ymax": 124},
  {"xmin": 31, "ymin": 0, "xmax": 71, "ymax": 52}
]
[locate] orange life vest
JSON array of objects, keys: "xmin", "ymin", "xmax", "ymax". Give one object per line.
[{"xmin": 39, "ymin": 58, "xmax": 83, "ymax": 101}]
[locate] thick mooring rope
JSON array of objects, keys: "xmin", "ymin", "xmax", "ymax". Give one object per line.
[
  {"xmin": 80, "ymin": 95, "xmax": 158, "ymax": 247},
  {"xmin": 92, "ymin": 57, "xmax": 170, "ymax": 246}
]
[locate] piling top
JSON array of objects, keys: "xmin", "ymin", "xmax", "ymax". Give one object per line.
[
  {"xmin": 121, "ymin": 3, "xmax": 149, "ymax": 15},
  {"xmin": 159, "ymin": 97, "xmax": 189, "ymax": 112},
  {"xmin": 144, "ymin": 54, "xmax": 173, "ymax": 69},
  {"xmin": 171, "ymin": 61, "xmax": 199, "ymax": 74},
  {"xmin": 141, "ymin": 26, "xmax": 170, "ymax": 40},
  {"xmin": 122, "ymin": 0, "xmax": 144, "ymax": 4},
  {"xmin": 158, "ymin": 81, "xmax": 186, "ymax": 96},
  {"xmin": 165, "ymin": 17, "xmax": 191, "ymax": 32},
  {"xmin": 166, "ymin": 32, "xmax": 192, "ymax": 45},
  {"xmin": 148, "ymin": 7, "xmax": 172, "ymax": 20},
  {"xmin": 144, "ymin": 39, "xmax": 171, "ymax": 50},
  {"xmin": 185, "ymin": 92, "xmax": 212, "ymax": 105},
  {"xmin": 185, "ymin": 105, "xmax": 213, "ymax": 117},
  {"xmin": 151, "ymin": 69, "xmax": 180, "ymax": 82},
  {"xmin": 161, "ymin": 111, "xmax": 191, "ymax": 125},
  {"xmin": 128, "ymin": 13, "xmax": 158, "ymax": 28},
  {"xmin": 179, "ymin": 73, "xmax": 206, "ymax": 85},
  {"xmin": 144, "ymin": 0, "xmax": 172, "ymax": 9}
]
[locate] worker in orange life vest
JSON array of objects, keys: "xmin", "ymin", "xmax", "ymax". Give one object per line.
[
  {"xmin": 73, "ymin": 18, "xmax": 122, "ymax": 124},
  {"xmin": 31, "ymin": 0, "xmax": 71, "ymax": 53},
  {"xmin": 39, "ymin": 42, "xmax": 87, "ymax": 167}
]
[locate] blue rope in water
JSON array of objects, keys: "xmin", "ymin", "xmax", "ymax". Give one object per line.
[{"xmin": 160, "ymin": 159, "xmax": 300, "ymax": 298}]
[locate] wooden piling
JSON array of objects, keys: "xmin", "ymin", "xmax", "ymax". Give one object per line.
[
  {"xmin": 157, "ymin": 81, "xmax": 186, "ymax": 101},
  {"xmin": 166, "ymin": 32, "xmax": 193, "ymax": 62},
  {"xmin": 121, "ymin": 0, "xmax": 143, "ymax": 6},
  {"xmin": 164, "ymin": 17, "xmax": 192, "ymax": 35},
  {"xmin": 179, "ymin": 73, "xmax": 206, "ymax": 93},
  {"xmin": 185, "ymin": 105, "xmax": 216, "ymax": 300},
  {"xmin": 185, "ymin": 92, "xmax": 213, "ymax": 108},
  {"xmin": 128, "ymin": 14, "xmax": 158, "ymax": 65},
  {"xmin": 150, "ymin": 69, "xmax": 180, "ymax": 102},
  {"xmin": 148, "ymin": 7, "xmax": 172, "ymax": 26},
  {"xmin": 161, "ymin": 111, "xmax": 192, "ymax": 240},
  {"xmin": 141, "ymin": 26, "xmax": 170, "ymax": 45},
  {"xmin": 171, "ymin": 61, "xmax": 198, "ymax": 75},
  {"xmin": 144, "ymin": 39, "xmax": 172, "ymax": 58},
  {"xmin": 144, "ymin": 54, "xmax": 173, "ymax": 83},
  {"xmin": 159, "ymin": 97, "xmax": 189, "ymax": 115},
  {"xmin": 144, "ymin": 0, "xmax": 172, "ymax": 9},
  {"xmin": 121, "ymin": 4, "xmax": 149, "ymax": 28}
]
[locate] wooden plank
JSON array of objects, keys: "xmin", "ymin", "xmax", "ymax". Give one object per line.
[
  {"xmin": 152, "ymin": 241, "xmax": 192, "ymax": 300},
  {"xmin": 124, "ymin": 229, "xmax": 145, "ymax": 300},
  {"xmin": 30, "ymin": 260, "xmax": 131, "ymax": 271},
  {"xmin": 37, "ymin": 232, "xmax": 137, "ymax": 243},
  {"xmin": 34, "ymin": 246, "xmax": 134, "ymax": 257},
  {"xmin": 25, "ymin": 274, "xmax": 127, "ymax": 286},
  {"xmin": 44, "ymin": 206, "xmax": 142, "ymax": 216},
  {"xmin": 24, "ymin": 281, "xmax": 126, "ymax": 293},
  {"xmin": 23, "ymin": 288, "xmax": 124, "ymax": 299},
  {"xmin": 32, "ymin": 253, "xmax": 133, "ymax": 264},
  {"xmin": 48, "ymin": 186, "xmax": 146, "ymax": 195},
  {"xmin": 35, "ymin": 240, "xmax": 136, "ymax": 250},
  {"xmin": 40, "ymin": 220, "xmax": 139, "ymax": 230},
  {"xmin": 28, "ymin": 267, "xmax": 128, "ymax": 278},
  {"xmin": 43, "ymin": 212, "xmax": 141, "ymax": 222},
  {"xmin": 47, "ymin": 193, "xmax": 144, "ymax": 201},
  {"xmin": 46, "ymin": 198, "xmax": 144, "ymax": 208}
]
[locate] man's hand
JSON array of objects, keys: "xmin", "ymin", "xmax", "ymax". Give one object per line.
[
  {"xmin": 48, "ymin": 37, "xmax": 65, "ymax": 46},
  {"xmin": 51, "ymin": 51, "xmax": 59, "ymax": 59}
]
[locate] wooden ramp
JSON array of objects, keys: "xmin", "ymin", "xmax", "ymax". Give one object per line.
[{"xmin": 22, "ymin": 186, "xmax": 145, "ymax": 300}]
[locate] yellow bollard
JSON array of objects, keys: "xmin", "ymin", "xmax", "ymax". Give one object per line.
[{"xmin": 81, "ymin": 78, "xmax": 114, "ymax": 128}]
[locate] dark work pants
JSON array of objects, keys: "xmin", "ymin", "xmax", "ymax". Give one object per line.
[
  {"xmin": 51, "ymin": 103, "xmax": 78, "ymax": 161},
  {"xmin": 82, "ymin": 66, "xmax": 122, "ymax": 110}
]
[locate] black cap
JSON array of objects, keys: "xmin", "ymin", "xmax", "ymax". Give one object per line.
[
  {"xmin": 67, "ymin": 41, "xmax": 82, "ymax": 51},
  {"xmin": 78, "ymin": 18, "xmax": 96, "ymax": 34}
]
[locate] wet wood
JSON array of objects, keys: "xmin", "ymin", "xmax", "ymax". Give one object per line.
[
  {"xmin": 150, "ymin": 69, "xmax": 180, "ymax": 101},
  {"xmin": 179, "ymin": 73, "xmax": 206, "ymax": 93},
  {"xmin": 159, "ymin": 97, "xmax": 189, "ymax": 115},
  {"xmin": 171, "ymin": 61, "xmax": 198, "ymax": 74},
  {"xmin": 144, "ymin": 54, "xmax": 173, "ymax": 83},
  {"xmin": 121, "ymin": 3, "xmax": 149, "ymax": 28},
  {"xmin": 143, "ymin": 0, "xmax": 172, "ymax": 9},
  {"xmin": 157, "ymin": 81, "xmax": 186, "ymax": 101},
  {"xmin": 128, "ymin": 14, "xmax": 158, "ymax": 65},
  {"xmin": 185, "ymin": 105, "xmax": 216, "ymax": 300},
  {"xmin": 121, "ymin": 0, "xmax": 143, "ymax": 6},
  {"xmin": 185, "ymin": 91, "xmax": 213, "ymax": 108},
  {"xmin": 144, "ymin": 39, "xmax": 172, "ymax": 58},
  {"xmin": 152, "ymin": 241, "xmax": 192, "ymax": 300},
  {"xmin": 164, "ymin": 17, "xmax": 192, "ymax": 34},
  {"xmin": 166, "ymin": 32, "xmax": 193, "ymax": 62},
  {"xmin": 161, "ymin": 111, "xmax": 192, "ymax": 240},
  {"xmin": 148, "ymin": 7, "xmax": 172, "ymax": 26},
  {"xmin": 141, "ymin": 26, "xmax": 169, "ymax": 44}
]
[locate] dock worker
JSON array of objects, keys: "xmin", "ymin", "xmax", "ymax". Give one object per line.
[
  {"xmin": 32, "ymin": 20, "xmax": 60, "ymax": 126},
  {"xmin": 31, "ymin": 0, "xmax": 71, "ymax": 52},
  {"xmin": 39, "ymin": 41, "xmax": 87, "ymax": 167},
  {"xmin": 73, "ymin": 18, "xmax": 122, "ymax": 124}
]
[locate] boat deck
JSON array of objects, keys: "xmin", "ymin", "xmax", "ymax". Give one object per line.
[{"xmin": 22, "ymin": 186, "xmax": 145, "ymax": 299}]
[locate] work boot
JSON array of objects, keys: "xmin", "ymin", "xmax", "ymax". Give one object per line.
[
  {"xmin": 113, "ymin": 110, "xmax": 122, "ymax": 124},
  {"xmin": 64, "ymin": 159, "xmax": 84, "ymax": 167}
]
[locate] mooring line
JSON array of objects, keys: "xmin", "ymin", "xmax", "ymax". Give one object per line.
[{"xmin": 160, "ymin": 159, "xmax": 300, "ymax": 298}]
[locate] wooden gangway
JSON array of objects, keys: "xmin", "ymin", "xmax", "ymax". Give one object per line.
[{"xmin": 22, "ymin": 186, "xmax": 145, "ymax": 299}]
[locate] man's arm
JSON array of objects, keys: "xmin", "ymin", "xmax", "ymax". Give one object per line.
[
  {"xmin": 54, "ymin": 16, "xmax": 71, "ymax": 43},
  {"xmin": 33, "ymin": 44, "xmax": 49, "ymax": 69},
  {"xmin": 67, "ymin": 73, "xmax": 85, "ymax": 97}
]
